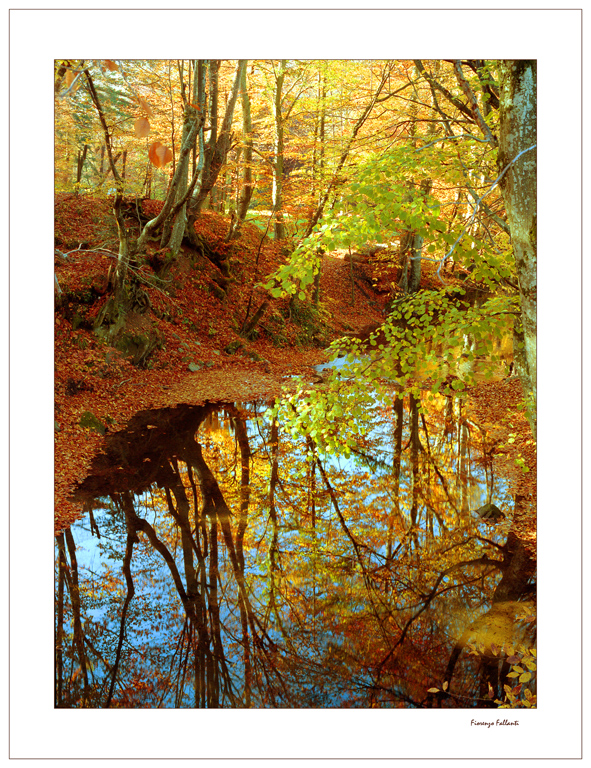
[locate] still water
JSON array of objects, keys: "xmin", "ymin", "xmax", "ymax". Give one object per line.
[{"xmin": 55, "ymin": 390, "xmax": 535, "ymax": 708}]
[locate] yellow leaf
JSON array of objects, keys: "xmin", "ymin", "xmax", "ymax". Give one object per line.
[
  {"xmin": 138, "ymin": 96, "xmax": 154, "ymax": 117},
  {"xmin": 134, "ymin": 117, "xmax": 151, "ymax": 138}
]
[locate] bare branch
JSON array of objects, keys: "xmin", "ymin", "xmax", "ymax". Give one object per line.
[
  {"xmin": 436, "ymin": 144, "xmax": 536, "ymax": 280},
  {"xmin": 452, "ymin": 60, "xmax": 496, "ymax": 145}
]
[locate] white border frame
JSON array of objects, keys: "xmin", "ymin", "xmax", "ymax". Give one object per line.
[{"xmin": 8, "ymin": 3, "xmax": 583, "ymax": 761}]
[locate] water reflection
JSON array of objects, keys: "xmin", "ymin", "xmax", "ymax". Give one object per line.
[{"xmin": 55, "ymin": 393, "xmax": 536, "ymax": 708}]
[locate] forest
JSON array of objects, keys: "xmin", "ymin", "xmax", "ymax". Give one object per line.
[{"xmin": 54, "ymin": 59, "xmax": 536, "ymax": 710}]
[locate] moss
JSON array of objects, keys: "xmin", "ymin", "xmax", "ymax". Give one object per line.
[
  {"xmin": 529, "ymin": 213, "xmax": 537, "ymax": 249},
  {"xmin": 288, "ymin": 298, "xmax": 331, "ymax": 348},
  {"xmin": 244, "ymin": 349, "xmax": 263, "ymax": 362},
  {"xmin": 79, "ymin": 411, "xmax": 107, "ymax": 435},
  {"xmin": 225, "ymin": 340, "xmax": 243, "ymax": 355},
  {"xmin": 114, "ymin": 328, "xmax": 163, "ymax": 368}
]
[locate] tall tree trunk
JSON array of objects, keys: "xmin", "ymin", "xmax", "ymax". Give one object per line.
[
  {"xmin": 84, "ymin": 69, "xmax": 132, "ymax": 313},
  {"xmin": 162, "ymin": 112, "xmax": 194, "ymax": 253},
  {"xmin": 236, "ymin": 63, "xmax": 254, "ymax": 223},
  {"xmin": 497, "ymin": 60, "xmax": 537, "ymax": 438},
  {"xmin": 55, "ymin": 535, "xmax": 67, "ymax": 706},
  {"xmin": 272, "ymin": 60, "xmax": 287, "ymax": 241},
  {"xmin": 75, "ymin": 144, "xmax": 88, "ymax": 192},
  {"xmin": 158, "ymin": 61, "xmax": 204, "ymax": 255},
  {"xmin": 304, "ymin": 61, "xmax": 395, "ymax": 238},
  {"xmin": 313, "ymin": 64, "xmax": 327, "ymax": 206},
  {"xmin": 190, "ymin": 60, "xmax": 246, "ymax": 216},
  {"xmin": 311, "ymin": 66, "xmax": 327, "ymax": 304},
  {"xmin": 386, "ymin": 395, "xmax": 404, "ymax": 566},
  {"xmin": 406, "ymin": 68, "xmax": 435, "ymax": 293},
  {"xmin": 135, "ymin": 101, "xmax": 203, "ymax": 251}
]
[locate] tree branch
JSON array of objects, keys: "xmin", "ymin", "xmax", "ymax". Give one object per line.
[
  {"xmin": 452, "ymin": 60, "xmax": 496, "ymax": 145},
  {"xmin": 436, "ymin": 145, "xmax": 536, "ymax": 280}
]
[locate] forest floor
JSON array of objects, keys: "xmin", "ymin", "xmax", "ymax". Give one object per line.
[{"xmin": 54, "ymin": 194, "xmax": 536, "ymax": 541}]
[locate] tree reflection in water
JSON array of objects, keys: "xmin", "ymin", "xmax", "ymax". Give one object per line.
[{"xmin": 55, "ymin": 393, "xmax": 536, "ymax": 708}]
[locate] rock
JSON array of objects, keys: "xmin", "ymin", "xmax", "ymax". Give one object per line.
[
  {"xmin": 188, "ymin": 362, "xmax": 203, "ymax": 372},
  {"xmin": 114, "ymin": 328, "xmax": 163, "ymax": 368},
  {"xmin": 474, "ymin": 503, "xmax": 505, "ymax": 523},
  {"xmin": 245, "ymin": 349, "xmax": 263, "ymax": 362}
]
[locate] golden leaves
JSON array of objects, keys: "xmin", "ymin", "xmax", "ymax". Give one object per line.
[
  {"xmin": 138, "ymin": 96, "xmax": 154, "ymax": 117},
  {"xmin": 134, "ymin": 117, "xmax": 151, "ymax": 138},
  {"xmin": 149, "ymin": 141, "xmax": 173, "ymax": 169}
]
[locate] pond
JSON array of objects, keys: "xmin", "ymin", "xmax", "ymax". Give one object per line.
[{"xmin": 55, "ymin": 388, "xmax": 536, "ymax": 709}]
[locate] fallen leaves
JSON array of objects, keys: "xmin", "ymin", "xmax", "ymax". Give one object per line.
[{"xmin": 54, "ymin": 194, "xmax": 535, "ymax": 548}]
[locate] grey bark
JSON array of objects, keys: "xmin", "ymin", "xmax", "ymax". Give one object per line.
[
  {"xmin": 136, "ymin": 100, "xmax": 203, "ymax": 251},
  {"xmin": 497, "ymin": 60, "xmax": 537, "ymax": 437},
  {"xmin": 190, "ymin": 60, "xmax": 246, "ymax": 215}
]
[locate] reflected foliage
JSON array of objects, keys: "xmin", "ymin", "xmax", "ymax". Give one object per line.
[{"xmin": 55, "ymin": 395, "xmax": 535, "ymax": 708}]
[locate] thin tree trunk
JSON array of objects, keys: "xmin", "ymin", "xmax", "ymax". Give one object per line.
[
  {"xmin": 304, "ymin": 61, "xmax": 395, "ymax": 237},
  {"xmin": 272, "ymin": 60, "xmax": 286, "ymax": 241},
  {"xmin": 386, "ymin": 395, "xmax": 404, "ymax": 565},
  {"xmin": 55, "ymin": 534, "xmax": 67, "ymax": 706},
  {"xmin": 84, "ymin": 68, "xmax": 131, "ymax": 308},
  {"xmin": 58, "ymin": 529, "xmax": 91, "ymax": 706},
  {"xmin": 75, "ymin": 144, "xmax": 88, "ymax": 191},
  {"xmin": 236, "ymin": 64, "xmax": 254, "ymax": 224},
  {"xmin": 105, "ymin": 498, "xmax": 137, "ymax": 708}
]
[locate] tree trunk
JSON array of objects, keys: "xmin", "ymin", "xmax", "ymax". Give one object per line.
[
  {"xmin": 75, "ymin": 144, "xmax": 88, "ymax": 191},
  {"xmin": 236, "ymin": 64, "xmax": 254, "ymax": 223},
  {"xmin": 162, "ymin": 109, "xmax": 193, "ymax": 254},
  {"xmin": 135, "ymin": 101, "xmax": 203, "ymax": 251},
  {"xmin": 313, "ymin": 65, "xmax": 327, "ymax": 206},
  {"xmin": 304, "ymin": 62, "xmax": 394, "ymax": 237},
  {"xmin": 190, "ymin": 60, "xmax": 246, "ymax": 216},
  {"xmin": 83, "ymin": 69, "xmax": 133, "ymax": 314},
  {"xmin": 272, "ymin": 60, "xmax": 287, "ymax": 241},
  {"xmin": 497, "ymin": 60, "xmax": 537, "ymax": 437}
]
